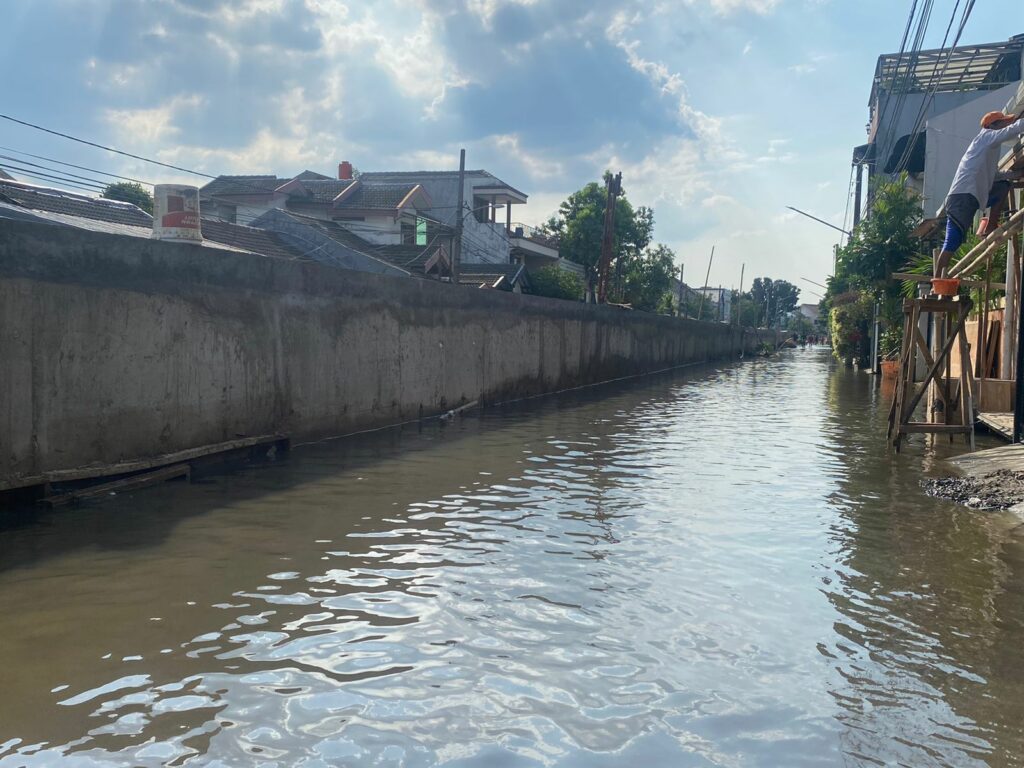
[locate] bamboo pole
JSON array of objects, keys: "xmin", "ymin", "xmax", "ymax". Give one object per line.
[{"xmin": 950, "ymin": 208, "xmax": 1024, "ymax": 278}]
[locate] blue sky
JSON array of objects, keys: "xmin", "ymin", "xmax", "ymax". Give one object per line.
[{"xmin": 1, "ymin": 0, "xmax": 1019, "ymax": 298}]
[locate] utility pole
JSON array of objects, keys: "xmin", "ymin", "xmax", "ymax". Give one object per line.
[
  {"xmin": 452, "ymin": 148, "xmax": 466, "ymax": 283},
  {"xmin": 697, "ymin": 245, "xmax": 715, "ymax": 322},
  {"xmin": 597, "ymin": 172, "xmax": 622, "ymax": 304},
  {"xmin": 853, "ymin": 163, "xmax": 863, "ymax": 232},
  {"xmin": 678, "ymin": 263, "xmax": 685, "ymax": 318},
  {"xmin": 736, "ymin": 263, "xmax": 745, "ymax": 329}
]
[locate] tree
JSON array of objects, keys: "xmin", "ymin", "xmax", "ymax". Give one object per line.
[
  {"xmin": 539, "ymin": 173, "xmax": 654, "ymax": 290},
  {"xmin": 823, "ymin": 173, "xmax": 925, "ymax": 363},
  {"xmin": 531, "ymin": 266, "xmax": 582, "ymax": 301},
  {"xmin": 749, "ymin": 277, "xmax": 799, "ymax": 327},
  {"xmin": 101, "ymin": 182, "xmax": 153, "ymax": 214},
  {"xmin": 618, "ymin": 243, "xmax": 676, "ymax": 312}
]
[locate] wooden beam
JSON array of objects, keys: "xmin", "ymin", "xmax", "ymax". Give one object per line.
[
  {"xmin": 900, "ymin": 423, "xmax": 973, "ymax": 434},
  {"xmin": 42, "ymin": 464, "xmax": 191, "ymax": 507},
  {"xmin": 1, "ymin": 434, "xmax": 288, "ymax": 491}
]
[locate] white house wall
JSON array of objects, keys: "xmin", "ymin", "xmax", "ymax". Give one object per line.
[
  {"xmin": 923, "ymin": 83, "xmax": 1020, "ymax": 216},
  {"xmin": 400, "ymin": 175, "xmax": 512, "ymax": 265}
]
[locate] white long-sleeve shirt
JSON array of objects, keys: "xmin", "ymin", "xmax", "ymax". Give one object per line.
[{"xmin": 948, "ymin": 121, "xmax": 1024, "ymax": 206}]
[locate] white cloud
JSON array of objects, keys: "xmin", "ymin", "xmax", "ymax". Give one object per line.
[
  {"xmin": 103, "ymin": 95, "xmax": 204, "ymax": 146},
  {"xmin": 690, "ymin": 0, "xmax": 781, "ymax": 15}
]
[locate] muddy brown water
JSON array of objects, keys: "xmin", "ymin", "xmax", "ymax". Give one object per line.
[{"xmin": 3, "ymin": 348, "xmax": 1024, "ymax": 767}]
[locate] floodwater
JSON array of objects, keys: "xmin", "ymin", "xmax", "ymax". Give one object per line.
[{"xmin": 3, "ymin": 348, "xmax": 1024, "ymax": 767}]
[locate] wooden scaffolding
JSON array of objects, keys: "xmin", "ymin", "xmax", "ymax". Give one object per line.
[{"xmin": 888, "ymin": 295, "xmax": 975, "ymax": 452}]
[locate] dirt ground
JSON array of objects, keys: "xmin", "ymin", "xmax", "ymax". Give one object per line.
[{"xmin": 923, "ymin": 469, "xmax": 1024, "ymax": 511}]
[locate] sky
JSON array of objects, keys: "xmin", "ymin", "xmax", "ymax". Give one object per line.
[{"xmin": 1, "ymin": 0, "xmax": 1020, "ymax": 301}]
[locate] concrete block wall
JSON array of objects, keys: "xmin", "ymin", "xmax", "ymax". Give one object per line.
[{"xmin": 0, "ymin": 220, "xmax": 779, "ymax": 490}]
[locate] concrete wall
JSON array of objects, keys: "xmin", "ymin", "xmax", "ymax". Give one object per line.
[{"xmin": 0, "ymin": 220, "xmax": 779, "ymax": 490}]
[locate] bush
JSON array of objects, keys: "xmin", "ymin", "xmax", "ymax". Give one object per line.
[
  {"xmin": 531, "ymin": 266, "xmax": 582, "ymax": 301},
  {"xmin": 829, "ymin": 291, "xmax": 874, "ymax": 365}
]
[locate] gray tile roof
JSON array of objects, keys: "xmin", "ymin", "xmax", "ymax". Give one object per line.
[
  {"xmin": 0, "ymin": 180, "xmax": 153, "ymax": 227},
  {"xmin": 335, "ymin": 183, "xmax": 418, "ymax": 210},
  {"xmin": 361, "ymin": 169, "xmax": 527, "ymax": 200},
  {"xmin": 199, "ymin": 220, "xmax": 306, "ymax": 261},
  {"xmin": 199, "ymin": 175, "xmax": 284, "ymax": 198},
  {"xmin": 272, "ymin": 211, "xmax": 441, "ymax": 274},
  {"xmin": 290, "ymin": 179, "xmax": 357, "ymax": 202},
  {"xmin": 0, "ymin": 201, "xmax": 246, "ymax": 253}
]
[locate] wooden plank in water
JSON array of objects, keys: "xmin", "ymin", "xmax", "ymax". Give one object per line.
[
  {"xmin": 0, "ymin": 434, "xmax": 288, "ymax": 491},
  {"xmin": 978, "ymin": 412, "xmax": 1014, "ymax": 441},
  {"xmin": 41, "ymin": 464, "xmax": 191, "ymax": 508},
  {"xmin": 947, "ymin": 442, "xmax": 1024, "ymax": 478}
]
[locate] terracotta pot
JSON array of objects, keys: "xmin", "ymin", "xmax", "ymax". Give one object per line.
[
  {"xmin": 931, "ymin": 278, "xmax": 960, "ymax": 296},
  {"xmin": 880, "ymin": 359, "xmax": 899, "ymax": 379}
]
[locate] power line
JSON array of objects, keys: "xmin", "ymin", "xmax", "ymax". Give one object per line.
[
  {"xmin": 893, "ymin": 0, "xmax": 976, "ymax": 174},
  {"xmin": 0, "ymin": 112, "xmax": 217, "ymax": 179},
  {"xmin": 0, "ymin": 168, "xmax": 105, "ymax": 193},
  {"xmin": 0, "ymin": 155, "xmax": 113, "ymax": 189},
  {"xmin": 0, "ymin": 145, "xmax": 155, "ymax": 186}
]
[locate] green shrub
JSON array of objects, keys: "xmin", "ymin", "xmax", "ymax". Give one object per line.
[
  {"xmin": 531, "ymin": 266, "xmax": 582, "ymax": 301},
  {"xmin": 829, "ymin": 291, "xmax": 874, "ymax": 365}
]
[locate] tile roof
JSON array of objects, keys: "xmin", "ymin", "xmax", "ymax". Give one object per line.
[
  {"xmin": 0, "ymin": 179, "xmax": 153, "ymax": 227},
  {"xmin": 335, "ymin": 183, "xmax": 418, "ymax": 210},
  {"xmin": 361, "ymin": 170, "xmax": 527, "ymax": 200},
  {"xmin": 290, "ymin": 179, "xmax": 357, "ymax": 202},
  {"xmin": 273, "ymin": 211, "xmax": 441, "ymax": 274},
  {"xmin": 0, "ymin": 201, "xmax": 246, "ymax": 253},
  {"xmin": 293, "ymin": 170, "xmax": 332, "ymax": 181},
  {"xmin": 199, "ymin": 175, "xmax": 285, "ymax": 198},
  {"xmin": 199, "ymin": 220, "xmax": 306, "ymax": 261}
]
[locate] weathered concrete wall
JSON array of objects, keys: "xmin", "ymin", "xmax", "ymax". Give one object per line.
[{"xmin": 0, "ymin": 220, "xmax": 780, "ymax": 489}]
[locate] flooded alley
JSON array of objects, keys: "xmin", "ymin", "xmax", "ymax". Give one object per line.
[{"xmin": 3, "ymin": 348, "xmax": 1024, "ymax": 767}]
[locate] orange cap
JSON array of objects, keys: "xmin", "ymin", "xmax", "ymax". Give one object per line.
[{"xmin": 981, "ymin": 111, "xmax": 1015, "ymax": 128}]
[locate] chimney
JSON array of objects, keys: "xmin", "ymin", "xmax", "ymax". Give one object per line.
[{"xmin": 338, "ymin": 161, "xmax": 353, "ymax": 180}]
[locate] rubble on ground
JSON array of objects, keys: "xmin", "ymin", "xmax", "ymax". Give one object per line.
[{"xmin": 923, "ymin": 469, "xmax": 1024, "ymax": 511}]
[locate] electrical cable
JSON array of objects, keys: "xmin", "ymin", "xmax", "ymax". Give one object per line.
[
  {"xmin": 0, "ymin": 163, "xmax": 107, "ymax": 191},
  {"xmin": 0, "ymin": 155, "xmax": 114, "ymax": 188},
  {"xmin": 0, "ymin": 113, "xmax": 217, "ymax": 179},
  {"xmin": 0, "ymin": 145, "xmax": 155, "ymax": 186}
]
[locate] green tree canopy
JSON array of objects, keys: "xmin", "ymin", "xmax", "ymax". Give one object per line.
[
  {"xmin": 531, "ymin": 266, "xmax": 582, "ymax": 301},
  {"xmin": 618, "ymin": 243, "xmax": 676, "ymax": 312},
  {"xmin": 101, "ymin": 182, "xmax": 153, "ymax": 214},
  {"xmin": 748, "ymin": 277, "xmax": 799, "ymax": 327},
  {"xmin": 538, "ymin": 173, "xmax": 654, "ymax": 282}
]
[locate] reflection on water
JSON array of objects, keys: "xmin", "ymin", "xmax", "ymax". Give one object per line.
[{"xmin": 2, "ymin": 348, "xmax": 1024, "ymax": 767}]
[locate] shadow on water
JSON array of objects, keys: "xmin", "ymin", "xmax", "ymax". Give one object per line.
[
  {"xmin": 818, "ymin": 363, "xmax": 1024, "ymax": 765},
  {"xmin": 2, "ymin": 348, "xmax": 1024, "ymax": 766},
  {"xmin": 0, "ymin": 359, "xmax": 734, "ymax": 573}
]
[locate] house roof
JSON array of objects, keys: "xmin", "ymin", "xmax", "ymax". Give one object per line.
[
  {"xmin": 870, "ymin": 36, "xmax": 1024, "ymax": 106},
  {"xmin": 199, "ymin": 219, "xmax": 306, "ymax": 261},
  {"xmin": 0, "ymin": 168, "xmax": 13, "ymax": 180},
  {"xmin": 285, "ymin": 178, "xmax": 358, "ymax": 202},
  {"xmin": 0, "ymin": 179, "xmax": 153, "ymax": 227},
  {"xmin": 361, "ymin": 169, "xmax": 528, "ymax": 202},
  {"xmin": 264, "ymin": 210, "xmax": 441, "ymax": 274},
  {"xmin": 335, "ymin": 182, "xmax": 421, "ymax": 210},
  {"xmin": 199, "ymin": 175, "xmax": 285, "ymax": 198},
  {"xmin": 200, "ymin": 171, "xmax": 340, "ymax": 200}
]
